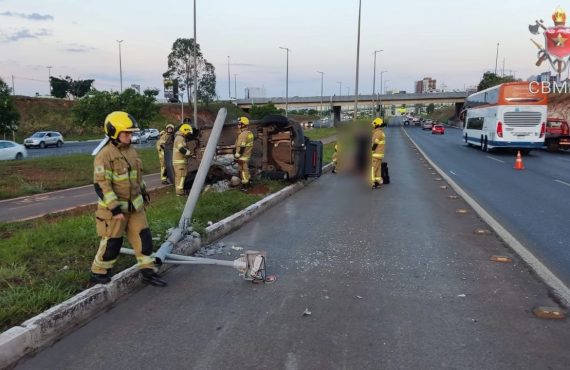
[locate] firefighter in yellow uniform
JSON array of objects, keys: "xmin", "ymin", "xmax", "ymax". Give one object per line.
[
  {"xmin": 234, "ymin": 117, "xmax": 254, "ymax": 189},
  {"xmin": 173, "ymin": 123, "xmax": 194, "ymax": 196},
  {"xmin": 332, "ymin": 143, "xmax": 339, "ymax": 174},
  {"xmin": 90, "ymin": 111, "xmax": 166, "ymax": 287},
  {"xmin": 371, "ymin": 117, "xmax": 386, "ymax": 189},
  {"xmin": 156, "ymin": 123, "xmax": 175, "ymax": 184}
]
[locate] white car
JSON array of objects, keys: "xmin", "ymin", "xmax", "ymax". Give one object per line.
[
  {"xmin": 0, "ymin": 140, "xmax": 28, "ymax": 160},
  {"xmin": 131, "ymin": 131, "xmax": 149, "ymax": 144},
  {"xmin": 24, "ymin": 131, "xmax": 64, "ymax": 148},
  {"xmin": 147, "ymin": 128, "xmax": 160, "ymax": 140}
]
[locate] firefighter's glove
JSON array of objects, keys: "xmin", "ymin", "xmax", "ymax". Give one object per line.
[
  {"xmin": 234, "ymin": 153, "xmax": 241, "ymax": 159},
  {"xmin": 142, "ymin": 190, "xmax": 151, "ymax": 206},
  {"xmin": 185, "ymin": 151, "xmax": 193, "ymax": 158}
]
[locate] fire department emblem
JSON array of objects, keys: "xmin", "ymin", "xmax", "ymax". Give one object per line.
[{"xmin": 529, "ymin": 7, "xmax": 570, "ymax": 77}]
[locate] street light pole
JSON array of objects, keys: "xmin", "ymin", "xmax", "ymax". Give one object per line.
[
  {"xmin": 227, "ymin": 56, "xmax": 231, "ymax": 99},
  {"xmin": 317, "ymin": 71, "xmax": 324, "ymax": 117},
  {"xmin": 234, "ymin": 74, "xmax": 238, "ymax": 99},
  {"xmin": 193, "ymin": 0, "xmax": 198, "ymax": 126},
  {"xmin": 279, "ymin": 46, "xmax": 290, "ymax": 117},
  {"xmin": 116, "ymin": 40, "xmax": 123, "ymax": 92},
  {"xmin": 495, "ymin": 42, "xmax": 499, "ymax": 75},
  {"xmin": 353, "ymin": 0, "xmax": 362, "ymax": 121},
  {"xmin": 180, "ymin": 91, "xmax": 185, "ymax": 122},
  {"xmin": 337, "ymin": 81, "xmax": 342, "ymax": 96},
  {"xmin": 372, "ymin": 50, "xmax": 383, "ymax": 96},
  {"xmin": 380, "ymin": 71, "xmax": 388, "ymax": 95},
  {"xmin": 46, "ymin": 66, "xmax": 52, "ymax": 96}
]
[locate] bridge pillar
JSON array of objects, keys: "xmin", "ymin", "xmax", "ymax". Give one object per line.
[
  {"xmin": 333, "ymin": 106, "xmax": 341, "ymax": 124},
  {"xmin": 454, "ymin": 102, "xmax": 464, "ymax": 120}
]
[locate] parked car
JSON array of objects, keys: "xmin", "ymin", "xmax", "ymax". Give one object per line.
[
  {"xmin": 0, "ymin": 140, "xmax": 27, "ymax": 160},
  {"xmin": 131, "ymin": 131, "xmax": 149, "ymax": 144},
  {"xmin": 147, "ymin": 128, "xmax": 160, "ymax": 140},
  {"xmin": 421, "ymin": 120, "xmax": 433, "ymax": 130},
  {"xmin": 431, "ymin": 124, "xmax": 445, "ymax": 135},
  {"xmin": 24, "ymin": 131, "xmax": 64, "ymax": 148}
]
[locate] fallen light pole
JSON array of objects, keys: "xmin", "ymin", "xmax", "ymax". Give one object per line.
[{"xmin": 120, "ymin": 108, "xmax": 274, "ymax": 283}]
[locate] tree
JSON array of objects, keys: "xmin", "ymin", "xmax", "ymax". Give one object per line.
[
  {"xmin": 163, "ymin": 38, "xmax": 216, "ymax": 105},
  {"xmin": 477, "ymin": 72, "xmax": 518, "ymax": 91},
  {"xmin": 427, "ymin": 103, "xmax": 435, "ymax": 114},
  {"xmin": 249, "ymin": 102, "xmax": 284, "ymax": 119},
  {"xmin": 0, "ymin": 78, "xmax": 20, "ymax": 139},
  {"xmin": 49, "ymin": 76, "xmax": 94, "ymax": 99},
  {"xmin": 73, "ymin": 88, "xmax": 159, "ymax": 129}
]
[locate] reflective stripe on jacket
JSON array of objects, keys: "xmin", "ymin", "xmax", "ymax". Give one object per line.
[
  {"xmin": 235, "ymin": 129, "xmax": 254, "ymax": 160},
  {"xmin": 371, "ymin": 128, "xmax": 385, "ymax": 159},
  {"xmin": 94, "ymin": 142, "xmax": 145, "ymax": 213}
]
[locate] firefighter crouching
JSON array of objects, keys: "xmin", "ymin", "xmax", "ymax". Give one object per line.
[
  {"xmin": 90, "ymin": 111, "xmax": 166, "ymax": 287},
  {"xmin": 371, "ymin": 117, "xmax": 386, "ymax": 189},
  {"xmin": 156, "ymin": 123, "xmax": 175, "ymax": 184},
  {"xmin": 173, "ymin": 123, "xmax": 195, "ymax": 196},
  {"xmin": 234, "ymin": 117, "xmax": 254, "ymax": 189}
]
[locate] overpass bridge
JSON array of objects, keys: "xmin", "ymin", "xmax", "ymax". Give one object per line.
[{"xmin": 235, "ymin": 91, "xmax": 469, "ymax": 121}]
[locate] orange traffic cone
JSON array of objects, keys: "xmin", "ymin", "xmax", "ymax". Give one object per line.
[{"xmin": 514, "ymin": 150, "xmax": 525, "ymax": 170}]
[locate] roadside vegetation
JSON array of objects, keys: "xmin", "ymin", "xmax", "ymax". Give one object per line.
[
  {"xmin": 0, "ymin": 178, "xmax": 289, "ymax": 332},
  {"xmin": 304, "ymin": 127, "xmax": 337, "ymax": 141},
  {"xmin": 0, "ymin": 148, "xmax": 160, "ymax": 200}
]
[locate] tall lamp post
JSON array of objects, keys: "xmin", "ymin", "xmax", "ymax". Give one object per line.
[
  {"xmin": 353, "ymin": 0, "xmax": 362, "ymax": 121},
  {"xmin": 180, "ymin": 91, "xmax": 185, "ymax": 122},
  {"xmin": 317, "ymin": 71, "xmax": 324, "ymax": 116},
  {"xmin": 279, "ymin": 46, "xmax": 290, "ymax": 117},
  {"xmin": 227, "ymin": 56, "xmax": 231, "ymax": 99},
  {"xmin": 337, "ymin": 81, "xmax": 342, "ymax": 96},
  {"xmin": 234, "ymin": 74, "xmax": 238, "ymax": 99},
  {"xmin": 494, "ymin": 42, "xmax": 500, "ymax": 75},
  {"xmin": 192, "ymin": 0, "xmax": 198, "ymax": 126},
  {"xmin": 116, "ymin": 40, "xmax": 123, "ymax": 92},
  {"xmin": 380, "ymin": 71, "xmax": 388, "ymax": 96},
  {"xmin": 46, "ymin": 66, "xmax": 52, "ymax": 96}
]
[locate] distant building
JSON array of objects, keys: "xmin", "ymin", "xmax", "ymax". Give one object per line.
[
  {"xmin": 244, "ymin": 87, "xmax": 266, "ymax": 99},
  {"xmin": 415, "ymin": 77, "xmax": 437, "ymax": 93}
]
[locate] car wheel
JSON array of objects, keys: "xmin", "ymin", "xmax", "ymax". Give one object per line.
[
  {"xmin": 483, "ymin": 137, "xmax": 488, "ymax": 152},
  {"xmin": 56, "ymin": 141, "xmax": 63, "ymax": 148},
  {"xmin": 39, "ymin": 141, "xmax": 45, "ymax": 149},
  {"xmin": 480, "ymin": 136, "xmax": 484, "ymax": 151},
  {"xmin": 24, "ymin": 145, "xmax": 30, "ymax": 149},
  {"xmin": 15, "ymin": 152, "xmax": 23, "ymax": 160}
]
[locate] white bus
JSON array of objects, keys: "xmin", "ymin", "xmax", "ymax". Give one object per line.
[{"xmin": 462, "ymin": 82, "xmax": 548, "ymax": 153}]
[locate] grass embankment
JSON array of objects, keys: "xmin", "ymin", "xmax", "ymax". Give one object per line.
[
  {"xmin": 0, "ymin": 148, "xmax": 160, "ymax": 200},
  {"xmin": 426, "ymin": 106, "xmax": 456, "ymax": 123},
  {"xmin": 304, "ymin": 127, "xmax": 337, "ymax": 141},
  {"xmin": 0, "ymin": 179, "xmax": 287, "ymax": 332}
]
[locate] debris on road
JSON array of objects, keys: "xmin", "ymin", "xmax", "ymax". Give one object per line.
[
  {"xmin": 490, "ymin": 256, "xmax": 513, "ymax": 263},
  {"xmin": 302, "ymin": 308, "xmax": 312, "ymax": 317},
  {"xmin": 533, "ymin": 307, "xmax": 566, "ymax": 320}
]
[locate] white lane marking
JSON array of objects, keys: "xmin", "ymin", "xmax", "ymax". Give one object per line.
[
  {"xmin": 486, "ymin": 156, "xmax": 505, "ymax": 163},
  {"xmin": 554, "ymin": 179, "xmax": 570, "ymax": 187},
  {"xmin": 449, "ymin": 170, "xmax": 458, "ymax": 176}
]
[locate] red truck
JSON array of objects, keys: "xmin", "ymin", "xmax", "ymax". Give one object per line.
[{"xmin": 545, "ymin": 118, "xmax": 570, "ymax": 152}]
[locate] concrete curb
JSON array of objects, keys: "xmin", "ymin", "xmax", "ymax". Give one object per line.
[
  {"xmin": 401, "ymin": 127, "xmax": 570, "ymax": 307},
  {"xmin": 0, "ymin": 162, "xmax": 334, "ymax": 369}
]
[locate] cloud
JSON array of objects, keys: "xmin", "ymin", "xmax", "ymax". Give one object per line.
[
  {"xmin": 0, "ymin": 28, "xmax": 52, "ymax": 43},
  {"xmin": 0, "ymin": 11, "xmax": 54, "ymax": 21},
  {"xmin": 64, "ymin": 44, "xmax": 96, "ymax": 53}
]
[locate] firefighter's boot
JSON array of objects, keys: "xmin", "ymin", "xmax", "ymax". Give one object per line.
[{"xmin": 90, "ymin": 272, "xmax": 111, "ymax": 284}]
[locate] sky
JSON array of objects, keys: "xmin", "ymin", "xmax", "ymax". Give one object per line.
[{"xmin": 0, "ymin": 0, "xmax": 566, "ymax": 100}]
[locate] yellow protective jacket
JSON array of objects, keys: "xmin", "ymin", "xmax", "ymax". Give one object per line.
[
  {"xmin": 371, "ymin": 128, "xmax": 385, "ymax": 159},
  {"xmin": 156, "ymin": 131, "xmax": 172, "ymax": 152},
  {"xmin": 173, "ymin": 132, "xmax": 192, "ymax": 166},
  {"xmin": 94, "ymin": 142, "xmax": 146, "ymax": 214},
  {"xmin": 234, "ymin": 129, "xmax": 254, "ymax": 160}
]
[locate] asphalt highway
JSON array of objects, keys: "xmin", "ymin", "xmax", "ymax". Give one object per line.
[
  {"xmin": 404, "ymin": 122, "xmax": 570, "ymax": 288},
  {"xmin": 24, "ymin": 140, "xmax": 156, "ymax": 159},
  {"xmin": 17, "ymin": 126, "xmax": 569, "ymax": 370}
]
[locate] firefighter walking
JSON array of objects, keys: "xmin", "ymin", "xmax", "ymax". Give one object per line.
[
  {"xmin": 156, "ymin": 123, "xmax": 175, "ymax": 184},
  {"xmin": 371, "ymin": 117, "xmax": 386, "ymax": 189},
  {"xmin": 90, "ymin": 111, "xmax": 166, "ymax": 287},
  {"xmin": 234, "ymin": 117, "xmax": 254, "ymax": 189},
  {"xmin": 173, "ymin": 123, "xmax": 195, "ymax": 196}
]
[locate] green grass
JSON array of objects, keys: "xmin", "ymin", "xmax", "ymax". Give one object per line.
[
  {"xmin": 323, "ymin": 142, "xmax": 335, "ymax": 164},
  {"xmin": 304, "ymin": 127, "xmax": 337, "ymax": 141},
  {"xmin": 0, "ymin": 180, "xmax": 287, "ymax": 331},
  {"xmin": 0, "ymin": 148, "xmax": 160, "ymax": 200}
]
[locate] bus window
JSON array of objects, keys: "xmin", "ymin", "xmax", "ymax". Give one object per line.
[{"xmin": 467, "ymin": 117, "xmax": 484, "ymax": 130}]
